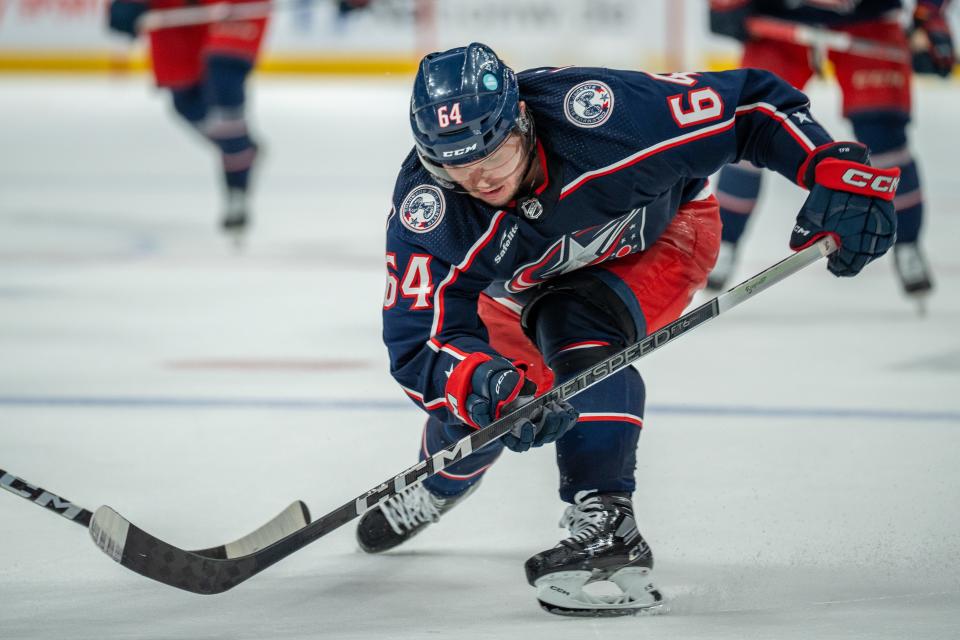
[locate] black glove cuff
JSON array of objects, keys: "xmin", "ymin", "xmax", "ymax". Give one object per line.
[
  {"xmin": 799, "ymin": 141, "xmax": 870, "ymax": 189},
  {"xmin": 519, "ymin": 378, "xmax": 538, "ymax": 398}
]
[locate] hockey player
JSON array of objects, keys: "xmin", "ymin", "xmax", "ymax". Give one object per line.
[
  {"xmin": 707, "ymin": 0, "xmax": 955, "ymax": 305},
  {"xmin": 107, "ymin": 0, "xmax": 268, "ymax": 237},
  {"xmin": 357, "ymin": 43, "xmax": 897, "ymax": 615}
]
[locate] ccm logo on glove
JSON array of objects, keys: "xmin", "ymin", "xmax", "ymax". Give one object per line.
[
  {"xmin": 816, "ymin": 159, "xmax": 900, "ymax": 200},
  {"xmin": 841, "ymin": 169, "xmax": 898, "ymax": 194}
]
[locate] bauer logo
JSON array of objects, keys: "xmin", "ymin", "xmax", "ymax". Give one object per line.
[
  {"xmin": 399, "ymin": 185, "xmax": 446, "ymax": 234},
  {"xmin": 564, "ymin": 81, "xmax": 614, "ymax": 128}
]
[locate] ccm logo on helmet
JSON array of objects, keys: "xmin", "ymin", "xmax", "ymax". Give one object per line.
[
  {"xmin": 442, "ymin": 143, "xmax": 478, "ymax": 158},
  {"xmin": 841, "ymin": 168, "xmax": 900, "ymax": 194}
]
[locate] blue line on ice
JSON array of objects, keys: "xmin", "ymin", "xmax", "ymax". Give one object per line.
[{"xmin": 0, "ymin": 395, "xmax": 957, "ymax": 422}]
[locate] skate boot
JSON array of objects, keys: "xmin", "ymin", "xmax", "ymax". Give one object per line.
[
  {"xmin": 356, "ymin": 482, "xmax": 479, "ymax": 553},
  {"xmin": 220, "ymin": 142, "xmax": 260, "ymax": 245},
  {"xmin": 524, "ymin": 490, "xmax": 664, "ymax": 617},
  {"xmin": 706, "ymin": 240, "xmax": 738, "ymax": 292},
  {"xmin": 893, "ymin": 242, "xmax": 933, "ymax": 312},
  {"xmin": 221, "ymin": 187, "xmax": 250, "ymax": 240}
]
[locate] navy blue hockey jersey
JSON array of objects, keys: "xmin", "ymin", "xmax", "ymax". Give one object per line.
[{"xmin": 383, "ymin": 66, "xmax": 833, "ymax": 421}]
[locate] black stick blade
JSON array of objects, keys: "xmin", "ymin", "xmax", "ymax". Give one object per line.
[
  {"xmin": 194, "ymin": 501, "xmax": 311, "ymax": 560},
  {"xmin": 89, "ymin": 502, "xmax": 309, "ymax": 594}
]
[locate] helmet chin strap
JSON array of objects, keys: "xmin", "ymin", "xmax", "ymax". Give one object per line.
[{"xmin": 509, "ymin": 112, "xmax": 541, "ymax": 201}]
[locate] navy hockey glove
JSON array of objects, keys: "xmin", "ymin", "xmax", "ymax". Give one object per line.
[
  {"xmin": 911, "ymin": 1, "xmax": 956, "ymax": 78},
  {"xmin": 792, "ymin": 142, "xmax": 898, "ymax": 277},
  {"xmin": 108, "ymin": 0, "xmax": 148, "ymax": 38},
  {"xmin": 709, "ymin": 0, "xmax": 753, "ymax": 42},
  {"xmin": 445, "ymin": 353, "xmax": 578, "ymax": 453}
]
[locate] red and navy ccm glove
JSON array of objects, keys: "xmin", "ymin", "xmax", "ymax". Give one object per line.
[
  {"xmin": 445, "ymin": 353, "xmax": 578, "ymax": 453},
  {"xmin": 792, "ymin": 143, "xmax": 898, "ymax": 277},
  {"xmin": 108, "ymin": 0, "xmax": 148, "ymax": 38},
  {"xmin": 911, "ymin": 1, "xmax": 956, "ymax": 78}
]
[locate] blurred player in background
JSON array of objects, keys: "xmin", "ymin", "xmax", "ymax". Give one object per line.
[
  {"xmin": 104, "ymin": 0, "xmax": 373, "ymax": 239},
  {"xmin": 107, "ymin": 0, "xmax": 270, "ymax": 238},
  {"xmin": 355, "ymin": 42, "xmax": 897, "ymax": 616},
  {"xmin": 707, "ymin": 0, "xmax": 955, "ymax": 308}
]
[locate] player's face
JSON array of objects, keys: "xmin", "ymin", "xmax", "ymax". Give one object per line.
[{"xmin": 443, "ymin": 132, "xmax": 529, "ymax": 206}]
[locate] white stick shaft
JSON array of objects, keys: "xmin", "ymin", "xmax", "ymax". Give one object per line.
[
  {"xmin": 717, "ymin": 235, "xmax": 836, "ymax": 314},
  {"xmin": 137, "ymin": 1, "xmax": 275, "ymax": 32},
  {"xmin": 746, "ymin": 16, "xmax": 910, "ymax": 64}
]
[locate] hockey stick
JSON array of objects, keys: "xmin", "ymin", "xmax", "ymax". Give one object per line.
[
  {"xmin": 85, "ymin": 235, "xmax": 837, "ymax": 595},
  {"xmin": 1, "ymin": 468, "xmax": 94, "ymax": 527},
  {"xmin": 745, "ymin": 16, "xmax": 911, "ymax": 64},
  {"xmin": 137, "ymin": 1, "xmax": 276, "ymax": 32},
  {"xmin": 136, "ymin": 0, "xmax": 379, "ymax": 33},
  {"xmin": 0, "ymin": 468, "xmax": 311, "ymax": 560}
]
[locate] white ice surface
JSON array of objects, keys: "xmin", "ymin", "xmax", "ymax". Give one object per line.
[{"xmin": 1, "ymin": 76, "xmax": 959, "ymax": 639}]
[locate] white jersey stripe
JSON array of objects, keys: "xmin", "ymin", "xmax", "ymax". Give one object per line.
[
  {"xmin": 426, "ymin": 339, "xmax": 468, "ymax": 361},
  {"xmin": 402, "ymin": 385, "xmax": 446, "ymax": 410},
  {"xmin": 735, "ymin": 101, "xmax": 816, "ymax": 151},
  {"xmin": 560, "ymin": 101, "xmax": 816, "ymax": 199},
  {"xmin": 430, "ymin": 211, "xmax": 506, "ymax": 337},
  {"xmin": 490, "ymin": 296, "xmax": 524, "ymax": 316},
  {"xmin": 560, "ymin": 116, "xmax": 737, "ymax": 198},
  {"xmin": 637, "ymin": 206, "xmax": 647, "ymax": 251}
]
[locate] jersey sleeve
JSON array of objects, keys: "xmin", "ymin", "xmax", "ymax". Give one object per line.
[
  {"xmin": 625, "ymin": 68, "xmax": 836, "ymax": 188},
  {"xmin": 383, "ymin": 207, "xmax": 508, "ymax": 423}
]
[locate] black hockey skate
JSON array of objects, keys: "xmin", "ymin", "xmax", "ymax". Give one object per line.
[
  {"xmin": 220, "ymin": 143, "xmax": 260, "ymax": 245},
  {"xmin": 706, "ymin": 240, "xmax": 737, "ymax": 291},
  {"xmin": 893, "ymin": 242, "xmax": 933, "ymax": 313},
  {"xmin": 221, "ymin": 187, "xmax": 250, "ymax": 240},
  {"xmin": 524, "ymin": 491, "xmax": 664, "ymax": 617},
  {"xmin": 356, "ymin": 482, "xmax": 478, "ymax": 553}
]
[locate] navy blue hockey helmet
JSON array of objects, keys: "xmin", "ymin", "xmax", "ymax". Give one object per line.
[{"xmin": 410, "ymin": 42, "xmax": 529, "ymax": 187}]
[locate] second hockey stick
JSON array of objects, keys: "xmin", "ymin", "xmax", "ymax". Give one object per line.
[
  {"xmin": 137, "ymin": 1, "xmax": 276, "ymax": 32},
  {"xmin": 86, "ymin": 236, "xmax": 837, "ymax": 594},
  {"xmin": 746, "ymin": 16, "xmax": 910, "ymax": 64}
]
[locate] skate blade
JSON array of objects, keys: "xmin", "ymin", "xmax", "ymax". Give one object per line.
[
  {"xmin": 534, "ymin": 568, "xmax": 667, "ymax": 617},
  {"xmin": 904, "ymin": 289, "xmax": 931, "ymax": 317},
  {"xmin": 537, "ymin": 598, "xmax": 667, "ymax": 618},
  {"xmin": 221, "ymin": 220, "xmax": 249, "ymax": 251}
]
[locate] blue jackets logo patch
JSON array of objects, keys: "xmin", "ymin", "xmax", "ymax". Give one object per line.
[
  {"xmin": 564, "ymin": 81, "xmax": 614, "ymax": 128},
  {"xmin": 400, "ymin": 185, "xmax": 446, "ymax": 233}
]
